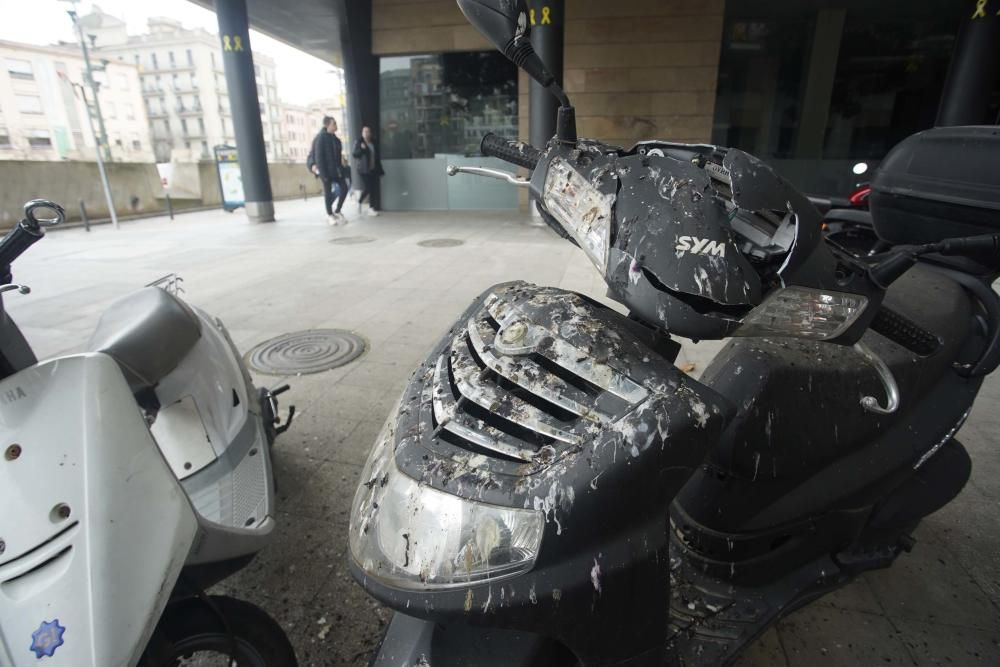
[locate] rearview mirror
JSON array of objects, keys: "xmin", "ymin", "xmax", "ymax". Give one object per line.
[
  {"xmin": 456, "ymin": 0, "xmax": 552, "ymax": 87},
  {"xmin": 456, "ymin": 0, "xmax": 576, "ymax": 142}
]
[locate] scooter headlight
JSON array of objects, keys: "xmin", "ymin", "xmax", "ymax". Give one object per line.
[
  {"xmin": 349, "ymin": 406, "xmax": 544, "ymax": 590},
  {"xmin": 543, "ymin": 157, "xmax": 615, "ymax": 272},
  {"xmin": 734, "ymin": 286, "xmax": 868, "ymax": 340}
]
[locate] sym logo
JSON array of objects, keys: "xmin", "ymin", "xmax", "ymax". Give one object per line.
[{"xmin": 676, "ymin": 236, "xmax": 726, "ymax": 257}]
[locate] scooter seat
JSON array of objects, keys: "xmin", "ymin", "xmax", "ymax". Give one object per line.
[{"xmin": 88, "ymin": 287, "xmax": 201, "ymax": 393}]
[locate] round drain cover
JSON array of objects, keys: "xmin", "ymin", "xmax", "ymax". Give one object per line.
[
  {"xmin": 418, "ymin": 238, "xmax": 464, "ymax": 248},
  {"xmin": 245, "ymin": 330, "xmax": 366, "ymax": 375},
  {"xmin": 330, "ymin": 236, "xmax": 375, "ymax": 245}
]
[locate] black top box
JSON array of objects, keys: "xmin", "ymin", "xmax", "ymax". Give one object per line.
[{"xmin": 870, "ymin": 126, "xmax": 1000, "ymax": 246}]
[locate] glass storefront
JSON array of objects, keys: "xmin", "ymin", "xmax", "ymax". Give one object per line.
[
  {"xmin": 712, "ymin": 0, "xmax": 969, "ymax": 196},
  {"xmin": 380, "ymin": 52, "xmax": 518, "ymax": 159}
]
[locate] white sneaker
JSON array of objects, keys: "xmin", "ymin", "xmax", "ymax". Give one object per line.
[
  {"xmin": 327, "ymin": 214, "xmax": 336, "ymax": 226},
  {"xmin": 336, "ymin": 212, "xmax": 348, "ymax": 225},
  {"xmin": 366, "ymin": 205, "xmax": 379, "ymax": 217}
]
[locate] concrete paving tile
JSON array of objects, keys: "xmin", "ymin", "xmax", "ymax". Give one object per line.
[
  {"xmin": 269, "ymin": 449, "xmax": 326, "ymax": 511},
  {"xmin": 296, "ymin": 562, "xmax": 390, "ymax": 667},
  {"xmin": 221, "ymin": 511, "xmax": 345, "ymax": 607},
  {"xmin": 919, "ymin": 483, "xmax": 1000, "ymax": 605},
  {"xmin": 735, "ymin": 627, "xmax": 789, "ymax": 666},
  {"xmin": 333, "ymin": 419, "xmax": 388, "ymax": 468},
  {"xmin": 289, "ymin": 460, "xmax": 364, "ymax": 524},
  {"xmin": 866, "ymin": 541, "xmax": 998, "ymax": 631},
  {"xmin": 338, "ymin": 360, "xmax": 411, "ymax": 393},
  {"xmin": 777, "ymin": 606, "xmax": 915, "ymax": 666},
  {"xmin": 814, "ymin": 576, "xmax": 885, "ymax": 615},
  {"xmin": 893, "ymin": 616, "xmax": 1000, "ymax": 666}
]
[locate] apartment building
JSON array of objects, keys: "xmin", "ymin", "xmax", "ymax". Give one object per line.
[
  {"xmin": 0, "ymin": 39, "xmax": 153, "ymax": 162},
  {"xmin": 279, "ymin": 103, "xmax": 312, "ymax": 162},
  {"xmin": 82, "ymin": 9, "xmax": 284, "ymax": 163}
]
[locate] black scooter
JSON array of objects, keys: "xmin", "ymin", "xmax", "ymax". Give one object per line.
[{"xmin": 347, "ymin": 2, "xmax": 1000, "ymax": 664}]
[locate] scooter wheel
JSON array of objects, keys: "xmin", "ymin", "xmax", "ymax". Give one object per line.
[{"xmin": 141, "ymin": 595, "xmax": 298, "ymax": 667}]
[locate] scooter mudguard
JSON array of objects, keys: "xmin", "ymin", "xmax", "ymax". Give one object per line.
[{"xmin": 0, "ymin": 354, "xmax": 198, "ymax": 667}]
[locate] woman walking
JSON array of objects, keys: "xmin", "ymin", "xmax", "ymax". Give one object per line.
[{"xmin": 352, "ymin": 126, "xmax": 384, "ymax": 217}]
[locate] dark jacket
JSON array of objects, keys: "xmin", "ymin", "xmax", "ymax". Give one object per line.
[
  {"xmin": 312, "ymin": 129, "xmax": 343, "ymax": 180},
  {"xmin": 352, "ymin": 138, "xmax": 384, "ymax": 176}
]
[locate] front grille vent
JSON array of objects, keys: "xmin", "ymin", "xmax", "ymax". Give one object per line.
[{"xmin": 430, "ymin": 302, "xmax": 648, "ymax": 462}]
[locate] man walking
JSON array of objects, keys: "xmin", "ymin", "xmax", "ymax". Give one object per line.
[
  {"xmin": 310, "ymin": 116, "xmax": 348, "ymax": 225},
  {"xmin": 352, "ymin": 126, "xmax": 384, "ymax": 217}
]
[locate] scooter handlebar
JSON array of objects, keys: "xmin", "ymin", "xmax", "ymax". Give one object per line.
[
  {"xmin": 0, "ymin": 200, "xmax": 65, "ymax": 282},
  {"xmin": 480, "ymin": 133, "xmax": 542, "ymax": 171}
]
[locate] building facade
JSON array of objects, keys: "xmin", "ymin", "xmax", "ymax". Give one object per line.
[
  {"xmin": 279, "ymin": 102, "xmax": 312, "ymax": 162},
  {"xmin": 0, "ymin": 39, "xmax": 153, "ymax": 162},
  {"xmin": 82, "ymin": 9, "xmax": 284, "ymax": 163}
]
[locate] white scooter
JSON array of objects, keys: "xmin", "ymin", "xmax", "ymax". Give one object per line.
[{"xmin": 0, "ymin": 200, "xmax": 297, "ymax": 666}]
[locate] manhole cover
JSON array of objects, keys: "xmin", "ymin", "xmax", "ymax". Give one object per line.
[
  {"xmin": 418, "ymin": 238, "xmax": 465, "ymax": 248},
  {"xmin": 245, "ymin": 330, "xmax": 366, "ymax": 375},
  {"xmin": 330, "ymin": 236, "xmax": 375, "ymax": 245}
]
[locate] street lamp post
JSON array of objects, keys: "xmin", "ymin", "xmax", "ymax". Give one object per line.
[
  {"xmin": 75, "ymin": 81, "xmax": 119, "ymax": 230},
  {"xmin": 60, "ymin": 1, "xmax": 118, "ymax": 229},
  {"xmin": 64, "ymin": 6, "xmax": 112, "ymax": 162}
]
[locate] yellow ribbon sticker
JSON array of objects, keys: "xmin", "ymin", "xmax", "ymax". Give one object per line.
[
  {"xmin": 972, "ymin": 0, "xmax": 987, "ymax": 19},
  {"xmin": 234, "ymin": 35, "xmax": 244, "ymax": 51},
  {"xmin": 541, "ymin": 6, "xmax": 552, "ymax": 24},
  {"xmin": 222, "ymin": 35, "xmax": 232, "ymax": 51}
]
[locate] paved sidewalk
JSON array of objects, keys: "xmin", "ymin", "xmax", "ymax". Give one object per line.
[{"xmin": 7, "ymin": 198, "xmax": 998, "ymax": 665}]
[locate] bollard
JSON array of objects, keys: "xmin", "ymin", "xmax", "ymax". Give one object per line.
[
  {"xmin": 165, "ymin": 194, "xmax": 174, "ymax": 220},
  {"xmin": 79, "ymin": 200, "xmax": 91, "ymax": 232}
]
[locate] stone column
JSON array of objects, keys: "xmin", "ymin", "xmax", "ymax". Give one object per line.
[{"xmin": 215, "ymin": 0, "xmax": 274, "ymax": 222}]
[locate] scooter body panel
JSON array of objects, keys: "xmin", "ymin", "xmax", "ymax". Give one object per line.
[
  {"xmin": 351, "ymin": 282, "xmax": 733, "ymax": 664},
  {"xmin": 0, "ymin": 353, "xmax": 198, "ymax": 667},
  {"xmin": 147, "ymin": 303, "xmax": 276, "ymax": 561}
]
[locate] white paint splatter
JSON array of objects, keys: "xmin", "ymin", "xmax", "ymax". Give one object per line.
[{"xmin": 590, "ymin": 558, "xmax": 602, "ymax": 594}]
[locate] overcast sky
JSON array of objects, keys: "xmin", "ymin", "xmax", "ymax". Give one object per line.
[{"xmin": 0, "ymin": 0, "xmax": 342, "ymax": 105}]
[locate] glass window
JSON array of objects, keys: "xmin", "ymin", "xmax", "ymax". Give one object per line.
[
  {"xmin": 712, "ymin": 0, "xmax": 966, "ymax": 195},
  {"xmin": 16, "ymin": 95, "xmax": 43, "ymax": 114},
  {"xmin": 151, "ymin": 53, "xmax": 158, "ymax": 69},
  {"xmin": 198, "ymin": 117, "xmax": 205, "ymax": 134},
  {"xmin": 7, "ymin": 58, "xmax": 34, "ymax": 80},
  {"xmin": 379, "ymin": 52, "xmax": 517, "ymax": 159},
  {"xmin": 186, "ymin": 49, "xmax": 194, "ymax": 66},
  {"xmin": 169, "ymin": 51, "xmax": 175, "ymax": 66},
  {"xmin": 181, "ymin": 118, "xmax": 188, "ymax": 135},
  {"xmin": 0, "ymin": 130, "xmax": 11, "ymax": 147}
]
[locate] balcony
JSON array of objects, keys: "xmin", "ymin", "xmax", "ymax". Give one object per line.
[
  {"xmin": 172, "ymin": 82, "xmax": 200, "ymax": 93},
  {"xmin": 141, "ymin": 87, "xmax": 165, "ymax": 96},
  {"xmin": 148, "ymin": 109, "xmax": 169, "ymax": 118},
  {"xmin": 176, "ymin": 105, "xmax": 203, "ymax": 116}
]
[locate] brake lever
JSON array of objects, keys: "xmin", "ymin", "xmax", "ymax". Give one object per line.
[
  {"xmin": 446, "ymin": 165, "xmax": 529, "ymax": 187},
  {"xmin": 854, "ymin": 341, "xmax": 900, "ymax": 415}
]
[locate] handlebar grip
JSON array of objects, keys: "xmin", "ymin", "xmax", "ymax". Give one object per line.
[
  {"xmin": 0, "ymin": 223, "xmax": 42, "ymax": 277},
  {"xmin": 480, "ymin": 133, "xmax": 542, "ymax": 171},
  {"xmin": 869, "ymin": 305, "xmax": 940, "ymax": 356}
]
